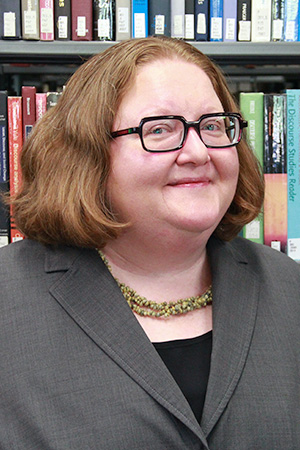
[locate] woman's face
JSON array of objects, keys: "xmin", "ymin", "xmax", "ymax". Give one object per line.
[{"xmin": 106, "ymin": 58, "xmax": 239, "ymax": 238}]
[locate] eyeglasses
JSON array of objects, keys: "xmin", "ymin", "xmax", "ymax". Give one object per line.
[{"xmin": 111, "ymin": 112, "xmax": 247, "ymax": 153}]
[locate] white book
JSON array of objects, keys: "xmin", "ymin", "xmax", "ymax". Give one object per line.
[
  {"xmin": 171, "ymin": 0, "xmax": 185, "ymax": 38},
  {"xmin": 115, "ymin": 0, "xmax": 131, "ymax": 41},
  {"xmin": 251, "ymin": 0, "xmax": 272, "ymax": 41}
]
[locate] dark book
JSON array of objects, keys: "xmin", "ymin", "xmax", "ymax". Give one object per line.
[
  {"xmin": 148, "ymin": 0, "xmax": 171, "ymax": 36},
  {"xmin": 185, "ymin": 0, "xmax": 195, "ymax": 39},
  {"xmin": 195, "ymin": 0, "xmax": 209, "ymax": 41},
  {"xmin": 71, "ymin": 0, "xmax": 93, "ymax": 40},
  {"xmin": 54, "ymin": 0, "xmax": 71, "ymax": 40},
  {"xmin": 0, "ymin": 0, "xmax": 22, "ymax": 39},
  {"xmin": 93, "ymin": 0, "xmax": 114, "ymax": 41},
  {"xmin": 21, "ymin": 0, "xmax": 40, "ymax": 40},
  {"xmin": 0, "ymin": 91, "xmax": 10, "ymax": 246},
  {"xmin": 46, "ymin": 91, "xmax": 62, "ymax": 110},
  {"xmin": 263, "ymin": 93, "xmax": 287, "ymax": 253},
  {"xmin": 237, "ymin": 0, "xmax": 251, "ymax": 41},
  {"xmin": 271, "ymin": 0, "xmax": 285, "ymax": 41}
]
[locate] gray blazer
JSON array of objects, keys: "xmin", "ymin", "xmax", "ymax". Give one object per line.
[{"xmin": 1, "ymin": 236, "xmax": 300, "ymax": 449}]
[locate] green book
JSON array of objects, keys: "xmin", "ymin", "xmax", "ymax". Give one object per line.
[{"xmin": 239, "ymin": 92, "xmax": 264, "ymax": 244}]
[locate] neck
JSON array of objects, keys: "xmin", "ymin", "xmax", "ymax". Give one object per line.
[{"xmin": 102, "ymin": 228, "xmax": 212, "ymax": 303}]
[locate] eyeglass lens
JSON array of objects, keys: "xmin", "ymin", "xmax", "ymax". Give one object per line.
[{"xmin": 142, "ymin": 115, "xmax": 239, "ymax": 151}]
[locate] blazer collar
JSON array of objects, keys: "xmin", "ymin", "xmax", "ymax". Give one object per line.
[{"xmin": 45, "ymin": 237, "xmax": 259, "ymax": 443}]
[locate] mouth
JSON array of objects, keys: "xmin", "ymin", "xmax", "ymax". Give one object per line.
[{"xmin": 167, "ymin": 178, "xmax": 211, "ymax": 187}]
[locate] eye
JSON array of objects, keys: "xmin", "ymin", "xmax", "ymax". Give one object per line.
[
  {"xmin": 143, "ymin": 120, "xmax": 176, "ymax": 138},
  {"xmin": 201, "ymin": 118, "xmax": 225, "ymax": 134}
]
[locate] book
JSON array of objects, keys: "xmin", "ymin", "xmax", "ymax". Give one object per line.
[
  {"xmin": 116, "ymin": 0, "xmax": 131, "ymax": 41},
  {"xmin": 54, "ymin": 0, "xmax": 71, "ymax": 40},
  {"xmin": 40, "ymin": 0, "xmax": 54, "ymax": 40},
  {"xmin": 284, "ymin": 0, "xmax": 299, "ymax": 41},
  {"xmin": 0, "ymin": 0, "xmax": 22, "ymax": 39},
  {"xmin": 46, "ymin": 91, "xmax": 62, "ymax": 110},
  {"xmin": 132, "ymin": 0, "xmax": 148, "ymax": 38},
  {"xmin": 239, "ymin": 92, "xmax": 264, "ymax": 244},
  {"xmin": 263, "ymin": 93, "xmax": 287, "ymax": 253},
  {"xmin": 0, "ymin": 91, "xmax": 10, "ymax": 246},
  {"xmin": 148, "ymin": 0, "xmax": 171, "ymax": 36},
  {"xmin": 237, "ymin": 0, "xmax": 251, "ymax": 41},
  {"xmin": 223, "ymin": 0, "xmax": 237, "ymax": 42},
  {"xmin": 251, "ymin": 0, "xmax": 272, "ymax": 42},
  {"xmin": 21, "ymin": 0, "xmax": 40, "ymax": 40},
  {"xmin": 271, "ymin": 0, "xmax": 285, "ymax": 41},
  {"xmin": 195, "ymin": 0, "xmax": 209, "ymax": 41},
  {"xmin": 171, "ymin": 0, "xmax": 185, "ymax": 38},
  {"xmin": 35, "ymin": 93, "xmax": 47, "ymax": 121},
  {"xmin": 7, "ymin": 96, "xmax": 25, "ymax": 242},
  {"xmin": 184, "ymin": 0, "xmax": 194, "ymax": 40},
  {"xmin": 22, "ymin": 86, "xmax": 36, "ymax": 140},
  {"xmin": 286, "ymin": 89, "xmax": 300, "ymax": 262},
  {"xmin": 71, "ymin": 0, "xmax": 93, "ymax": 40},
  {"xmin": 209, "ymin": 0, "xmax": 223, "ymax": 41},
  {"xmin": 93, "ymin": 0, "xmax": 114, "ymax": 40}
]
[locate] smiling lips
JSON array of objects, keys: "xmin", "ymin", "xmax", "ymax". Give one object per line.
[{"xmin": 168, "ymin": 177, "xmax": 211, "ymax": 187}]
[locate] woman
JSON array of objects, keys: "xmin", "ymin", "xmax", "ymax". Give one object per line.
[{"xmin": 1, "ymin": 37, "xmax": 299, "ymax": 449}]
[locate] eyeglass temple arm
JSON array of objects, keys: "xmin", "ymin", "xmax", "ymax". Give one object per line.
[{"xmin": 111, "ymin": 127, "xmax": 139, "ymax": 138}]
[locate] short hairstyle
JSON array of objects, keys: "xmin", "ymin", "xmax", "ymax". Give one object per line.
[{"xmin": 12, "ymin": 36, "xmax": 264, "ymax": 247}]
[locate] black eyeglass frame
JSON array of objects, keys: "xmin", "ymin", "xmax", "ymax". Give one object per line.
[{"xmin": 111, "ymin": 112, "xmax": 248, "ymax": 153}]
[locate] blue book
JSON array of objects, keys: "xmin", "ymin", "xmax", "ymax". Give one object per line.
[
  {"xmin": 210, "ymin": 0, "xmax": 223, "ymax": 41},
  {"xmin": 132, "ymin": 0, "xmax": 148, "ymax": 38},
  {"xmin": 223, "ymin": 0, "xmax": 237, "ymax": 41},
  {"xmin": 195, "ymin": 0, "xmax": 210, "ymax": 40},
  {"xmin": 286, "ymin": 89, "xmax": 300, "ymax": 261},
  {"xmin": 284, "ymin": 0, "xmax": 299, "ymax": 41}
]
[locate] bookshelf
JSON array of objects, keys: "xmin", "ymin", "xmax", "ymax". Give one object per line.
[{"xmin": 1, "ymin": 41, "xmax": 300, "ymax": 65}]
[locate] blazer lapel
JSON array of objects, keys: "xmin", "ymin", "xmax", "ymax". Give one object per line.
[
  {"xmin": 45, "ymin": 246, "xmax": 208, "ymax": 447},
  {"xmin": 201, "ymin": 238, "xmax": 260, "ymax": 436}
]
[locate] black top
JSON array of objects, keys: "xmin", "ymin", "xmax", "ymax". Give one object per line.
[{"xmin": 153, "ymin": 331, "xmax": 212, "ymax": 424}]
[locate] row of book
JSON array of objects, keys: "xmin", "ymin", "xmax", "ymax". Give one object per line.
[
  {"xmin": 0, "ymin": 88, "xmax": 61, "ymax": 245},
  {"xmin": 240, "ymin": 90, "xmax": 300, "ymax": 263},
  {"xmin": 0, "ymin": 0, "xmax": 300, "ymax": 43}
]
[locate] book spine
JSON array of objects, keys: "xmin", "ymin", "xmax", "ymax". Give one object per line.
[
  {"xmin": 71, "ymin": 0, "xmax": 93, "ymax": 40},
  {"xmin": 251, "ymin": 0, "xmax": 272, "ymax": 42},
  {"xmin": 35, "ymin": 93, "xmax": 47, "ymax": 121},
  {"xmin": 263, "ymin": 93, "xmax": 288, "ymax": 253},
  {"xmin": 184, "ymin": 0, "xmax": 194, "ymax": 39},
  {"xmin": 0, "ymin": 91, "xmax": 9, "ymax": 184},
  {"xmin": 223, "ymin": 0, "xmax": 237, "ymax": 42},
  {"xmin": 239, "ymin": 92, "xmax": 264, "ymax": 244},
  {"xmin": 237, "ymin": 0, "xmax": 251, "ymax": 41},
  {"xmin": 40, "ymin": 0, "xmax": 54, "ymax": 40},
  {"xmin": 54, "ymin": 0, "xmax": 71, "ymax": 40},
  {"xmin": 132, "ymin": 0, "xmax": 148, "ymax": 38},
  {"xmin": 7, "ymin": 96, "xmax": 25, "ymax": 242},
  {"xmin": 284, "ymin": 0, "xmax": 299, "ymax": 41},
  {"xmin": 286, "ymin": 89, "xmax": 300, "ymax": 261},
  {"xmin": 22, "ymin": 0, "xmax": 40, "ymax": 40},
  {"xmin": 195, "ymin": 0, "xmax": 209, "ymax": 41},
  {"xmin": 116, "ymin": 0, "xmax": 131, "ymax": 41},
  {"xmin": 209, "ymin": 0, "xmax": 223, "ymax": 41},
  {"xmin": 271, "ymin": 0, "xmax": 285, "ymax": 41},
  {"xmin": 148, "ymin": 0, "xmax": 171, "ymax": 36},
  {"xmin": 22, "ymin": 86, "xmax": 36, "ymax": 141},
  {"xmin": 46, "ymin": 92, "xmax": 62, "ymax": 110},
  {"xmin": 0, "ymin": 91, "xmax": 9, "ymax": 246},
  {"xmin": 171, "ymin": 0, "xmax": 185, "ymax": 38},
  {"xmin": 0, "ymin": 0, "xmax": 22, "ymax": 39},
  {"xmin": 93, "ymin": 0, "xmax": 114, "ymax": 41}
]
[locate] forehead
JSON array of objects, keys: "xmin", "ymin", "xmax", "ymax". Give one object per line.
[{"xmin": 116, "ymin": 59, "xmax": 222, "ymax": 123}]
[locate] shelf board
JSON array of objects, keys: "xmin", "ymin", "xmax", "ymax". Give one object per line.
[{"xmin": 1, "ymin": 40, "xmax": 300, "ymax": 65}]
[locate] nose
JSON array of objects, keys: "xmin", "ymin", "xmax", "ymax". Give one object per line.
[{"xmin": 175, "ymin": 126, "xmax": 210, "ymax": 166}]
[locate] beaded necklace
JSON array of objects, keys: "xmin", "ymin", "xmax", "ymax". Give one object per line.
[{"xmin": 97, "ymin": 250, "xmax": 212, "ymax": 318}]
